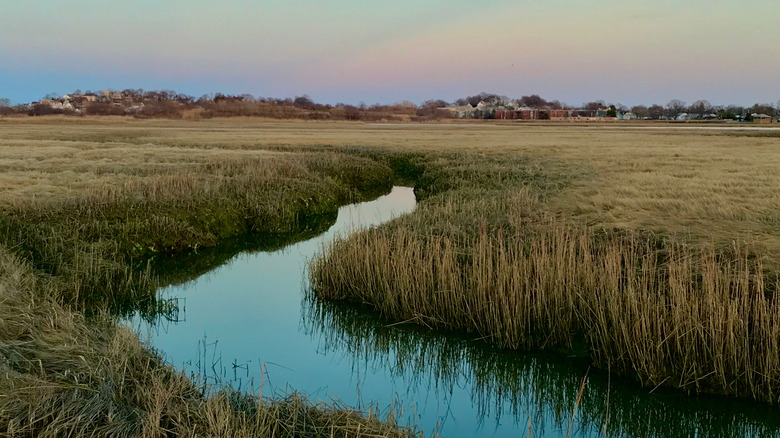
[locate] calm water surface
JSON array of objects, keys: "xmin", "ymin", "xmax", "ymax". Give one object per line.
[{"xmin": 130, "ymin": 186, "xmax": 780, "ymax": 438}]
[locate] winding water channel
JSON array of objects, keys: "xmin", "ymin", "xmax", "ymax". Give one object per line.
[{"xmin": 130, "ymin": 186, "xmax": 780, "ymax": 437}]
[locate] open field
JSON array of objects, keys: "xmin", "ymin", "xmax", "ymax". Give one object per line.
[
  {"xmin": 2, "ymin": 116, "xmax": 780, "ymax": 435},
  {"xmin": 5, "ymin": 117, "xmax": 778, "ymax": 253}
]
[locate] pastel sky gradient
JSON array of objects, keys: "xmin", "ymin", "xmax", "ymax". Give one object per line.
[{"xmin": 1, "ymin": 0, "xmax": 778, "ymax": 106}]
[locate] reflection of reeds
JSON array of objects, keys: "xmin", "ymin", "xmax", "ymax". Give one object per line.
[
  {"xmin": 565, "ymin": 369, "xmax": 588, "ymax": 438},
  {"xmin": 304, "ymin": 288, "xmax": 780, "ymax": 437},
  {"xmin": 120, "ymin": 210, "xmax": 339, "ymax": 322},
  {"xmin": 133, "ymin": 296, "xmax": 185, "ymax": 324}
]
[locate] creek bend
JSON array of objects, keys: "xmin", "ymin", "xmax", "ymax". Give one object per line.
[{"xmin": 130, "ymin": 186, "xmax": 780, "ymax": 438}]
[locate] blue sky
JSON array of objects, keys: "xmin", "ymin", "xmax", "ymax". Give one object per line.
[{"xmin": 1, "ymin": 0, "xmax": 778, "ymax": 106}]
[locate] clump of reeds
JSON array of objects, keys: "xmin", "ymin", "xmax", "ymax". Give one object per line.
[{"xmin": 310, "ymin": 192, "xmax": 780, "ymax": 405}]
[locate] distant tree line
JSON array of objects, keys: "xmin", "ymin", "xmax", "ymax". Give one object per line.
[
  {"xmin": 0, "ymin": 89, "xmax": 777, "ymax": 122},
  {"xmin": 627, "ymin": 100, "xmax": 778, "ymax": 121},
  {"xmin": 451, "ymin": 93, "xmax": 778, "ymax": 121},
  {"xmin": 454, "ymin": 92, "xmax": 565, "ymax": 110}
]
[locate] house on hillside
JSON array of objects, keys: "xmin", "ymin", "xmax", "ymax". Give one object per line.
[
  {"xmin": 101, "ymin": 90, "xmax": 123, "ymax": 101},
  {"xmin": 507, "ymin": 99, "xmax": 524, "ymax": 109},
  {"xmin": 60, "ymin": 94, "xmax": 96, "ymax": 110},
  {"xmin": 443, "ymin": 105, "xmax": 476, "ymax": 118},
  {"xmin": 40, "ymin": 99, "xmax": 65, "ymax": 110}
]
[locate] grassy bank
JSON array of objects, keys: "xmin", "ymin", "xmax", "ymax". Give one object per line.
[
  {"xmin": 0, "ymin": 123, "xmax": 393, "ymax": 309},
  {"xmin": 0, "ymin": 118, "xmax": 417, "ymax": 436},
  {"xmin": 312, "ymin": 195, "xmax": 780, "ymax": 403},
  {"xmin": 306, "ymin": 123, "xmax": 780, "ymax": 405},
  {"xmin": 0, "ymin": 248, "xmax": 416, "ymax": 437}
]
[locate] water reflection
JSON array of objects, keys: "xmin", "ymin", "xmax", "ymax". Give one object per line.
[
  {"xmin": 129, "ymin": 186, "xmax": 780, "ymax": 438},
  {"xmin": 125, "ymin": 210, "xmax": 338, "ymax": 322},
  {"xmin": 303, "ymin": 299, "xmax": 780, "ymax": 438}
]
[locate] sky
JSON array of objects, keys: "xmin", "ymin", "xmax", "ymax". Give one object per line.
[{"xmin": 1, "ymin": 0, "xmax": 778, "ymax": 107}]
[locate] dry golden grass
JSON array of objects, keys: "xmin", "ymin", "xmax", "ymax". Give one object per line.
[
  {"xmin": 5, "ymin": 117, "xmax": 775, "ymax": 252},
  {"xmin": 252, "ymin": 123, "xmax": 780, "ymax": 254},
  {"xmin": 0, "ymin": 127, "xmax": 291, "ymax": 205},
  {"xmin": 311, "ymin": 192, "xmax": 780, "ymax": 403},
  {"xmin": 2, "ymin": 116, "xmax": 780, "ymax": 434},
  {"xmin": 0, "ymin": 118, "xmax": 396, "ymax": 308}
]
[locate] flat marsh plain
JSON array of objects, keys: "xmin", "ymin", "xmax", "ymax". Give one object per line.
[
  {"xmin": 1, "ymin": 116, "xmax": 780, "ymax": 435},
  {"xmin": 3, "ymin": 117, "xmax": 780, "ymax": 249}
]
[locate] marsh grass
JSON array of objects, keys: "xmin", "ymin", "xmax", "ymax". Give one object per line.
[
  {"xmin": 0, "ymin": 119, "xmax": 422, "ymax": 436},
  {"xmin": 312, "ymin": 175, "xmax": 780, "ymax": 406},
  {"xmin": 0, "ymin": 142, "xmax": 393, "ymax": 310},
  {"xmin": 9, "ymin": 118, "xmax": 779, "ymax": 254},
  {"xmin": 4, "ymin": 117, "xmax": 780, "ymax": 435}
]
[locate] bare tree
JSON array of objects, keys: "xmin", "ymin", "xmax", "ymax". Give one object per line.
[
  {"xmin": 521, "ymin": 94, "xmax": 547, "ymax": 108},
  {"xmin": 0, "ymin": 98, "xmax": 10, "ymax": 107},
  {"xmin": 665, "ymin": 99, "xmax": 686, "ymax": 119},
  {"xmin": 548, "ymin": 100, "xmax": 563, "ymax": 109},
  {"xmin": 239, "ymin": 93, "xmax": 256, "ymax": 102},
  {"xmin": 748, "ymin": 103, "xmax": 776, "ymax": 117},
  {"xmin": 647, "ymin": 104, "xmax": 664, "ymax": 119},
  {"xmin": 688, "ymin": 100, "xmax": 713, "ymax": 116},
  {"xmin": 583, "ymin": 101, "xmax": 606, "ymax": 111},
  {"xmin": 293, "ymin": 95, "xmax": 315, "ymax": 108},
  {"xmin": 631, "ymin": 105, "xmax": 649, "ymax": 118}
]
